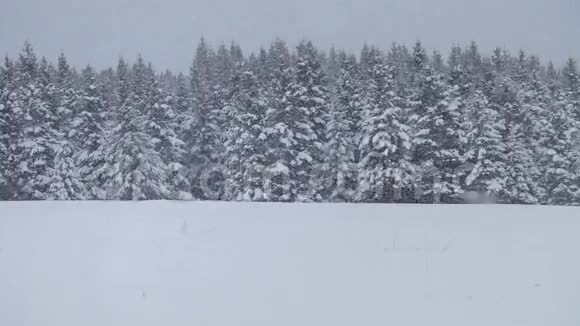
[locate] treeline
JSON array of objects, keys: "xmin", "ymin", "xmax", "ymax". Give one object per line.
[{"xmin": 0, "ymin": 39, "xmax": 579, "ymax": 204}]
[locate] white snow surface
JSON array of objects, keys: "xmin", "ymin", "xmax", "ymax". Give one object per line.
[{"xmin": 0, "ymin": 201, "xmax": 579, "ymax": 326}]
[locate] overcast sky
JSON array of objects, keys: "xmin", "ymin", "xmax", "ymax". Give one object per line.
[{"xmin": 1, "ymin": 0, "xmax": 579, "ymax": 72}]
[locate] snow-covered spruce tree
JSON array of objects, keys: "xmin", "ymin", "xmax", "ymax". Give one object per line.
[
  {"xmin": 45, "ymin": 138, "xmax": 87, "ymax": 200},
  {"xmin": 230, "ymin": 43, "xmax": 244, "ymax": 68},
  {"xmin": 0, "ymin": 55, "xmax": 35, "ymax": 200},
  {"xmin": 116, "ymin": 58, "xmax": 131, "ymax": 109},
  {"xmin": 159, "ymin": 69, "xmax": 176, "ymax": 94},
  {"xmin": 106, "ymin": 57, "xmax": 131, "ymax": 132},
  {"xmin": 410, "ymin": 42, "xmax": 466, "ymax": 203},
  {"xmin": 448, "ymin": 45, "xmax": 463, "ymax": 74},
  {"xmin": 37, "ymin": 52, "xmax": 88, "ymax": 200},
  {"xmin": 359, "ymin": 44, "xmax": 374, "ymax": 81},
  {"xmin": 562, "ymin": 58, "xmax": 580, "ymax": 102},
  {"xmin": 515, "ymin": 53, "xmax": 554, "ymax": 202},
  {"xmin": 261, "ymin": 39, "xmax": 296, "ymax": 201},
  {"xmin": 490, "ymin": 47, "xmax": 511, "ymax": 75},
  {"xmin": 562, "ymin": 59, "xmax": 580, "ymax": 144},
  {"xmin": 386, "ymin": 43, "xmax": 412, "ymax": 95},
  {"xmin": 93, "ymin": 67, "xmax": 116, "ymax": 126},
  {"xmin": 7, "ymin": 43, "xmax": 58, "ymax": 199},
  {"xmin": 262, "ymin": 41, "xmax": 329, "ymax": 202},
  {"xmin": 491, "ymin": 81, "xmax": 541, "ymax": 204},
  {"xmin": 223, "ymin": 66, "xmax": 268, "ymax": 201},
  {"xmin": 281, "ymin": 41, "xmax": 329, "ymax": 201},
  {"xmin": 189, "ymin": 38, "xmax": 225, "ymax": 199},
  {"xmin": 54, "ymin": 53, "xmax": 77, "ymax": 131},
  {"xmin": 324, "ymin": 46, "xmax": 341, "ymax": 88},
  {"xmin": 461, "ymin": 41, "xmax": 484, "ymax": 89},
  {"xmin": 503, "ymin": 136, "xmax": 542, "ymax": 204},
  {"xmin": 447, "ymin": 45, "xmax": 473, "ymax": 98},
  {"xmin": 545, "ymin": 61, "xmax": 559, "ymax": 85},
  {"xmin": 174, "ymin": 73, "xmax": 192, "ymax": 122},
  {"xmin": 70, "ymin": 65, "xmax": 107, "ymax": 199},
  {"xmin": 463, "ymin": 90, "xmax": 508, "ymax": 197},
  {"xmin": 169, "ymin": 72, "xmax": 195, "ymax": 198},
  {"xmin": 326, "ymin": 52, "xmax": 361, "ymax": 201},
  {"xmin": 263, "ymin": 39, "xmax": 294, "ymax": 111},
  {"xmin": 358, "ymin": 49, "xmax": 414, "ymax": 202},
  {"xmin": 95, "ymin": 56, "xmax": 169, "ymax": 200},
  {"xmin": 210, "ymin": 43, "xmax": 234, "ymax": 130},
  {"xmin": 0, "ymin": 57, "xmax": 15, "ymax": 199},
  {"xmin": 203, "ymin": 43, "xmax": 241, "ymax": 197},
  {"xmin": 542, "ymin": 93, "xmax": 580, "ymax": 205},
  {"xmin": 408, "ymin": 42, "xmax": 429, "ymax": 90},
  {"xmin": 143, "ymin": 62, "xmax": 187, "ymax": 199},
  {"xmin": 560, "ymin": 58, "xmax": 580, "ymax": 203},
  {"xmin": 249, "ymin": 48, "xmax": 270, "ymax": 84},
  {"xmin": 431, "ymin": 50, "xmax": 445, "ymax": 74}
]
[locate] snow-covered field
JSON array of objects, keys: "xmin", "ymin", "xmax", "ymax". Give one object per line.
[{"xmin": 0, "ymin": 202, "xmax": 579, "ymax": 326}]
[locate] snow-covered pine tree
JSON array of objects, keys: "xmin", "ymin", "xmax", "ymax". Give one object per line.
[
  {"xmin": 286, "ymin": 41, "xmax": 329, "ymax": 201},
  {"xmin": 94, "ymin": 67, "xmax": 116, "ymax": 124},
  {"xmin": 358, "ymin": 49, "xmax": 414, "ymax": 202},
  {"xmin": 462, "ymin": 41, "xmax": 484, "ymax": 89},
  {"xmin": 159, "ymin": 69, "xmax": 177, "ymax": 94},
  {"xmin": 249, "ymin": 48, "xmax": 267, "ymax": 82},
  {"xmin": 359, "ymin": 44, "xmax": 374, "ymax": 81},
  {"xmin": 448, "ymin": 45, "xmax": 471, "ymax": 96},
  {"xmin": 262, "ymin": 39, "xmax": 296, "ymax": 201},
  {"xmin": 514, "ymin": 52, "xmax": 554, "ymax": 202},
  {"xmin": 463, "ymin": 90, "xmax": 508, "ymax": 197},
  {"xmin": 38, "ymin": 52, "xmax": 88, "ymax": 200},
  {"xmin": 262, "ymin": 41, "xmax": 329, "ymax": 202},
  {"xmin": 205, "ymin": 43, "xmax": 240, "ymax": 197},
  {"xmin": 431, "ymin": 50, "xmax": 445, "ymax": 74},
  {"xmin": 408, "ymin": 42, "xmax": 429, "ymax": 88},
  {"xmin": 562, "ymin": 58, "xmax": 580, "ymax": 102},
  {"xmin": 170, "ymin": 72, "xmax": 195, "ymax": 198},
  {"xmin": 211, "ymin": 43, "xmax": 233, "ymax": 131},
  {"xmin": 143, "ymin": 62, "xmax": 187, "ymax": 199},
  {"xmin": 224, "ymin": 65, "xmax": 268, "ymax": 201},
  {"xmin": 189, "ymin": 38, "xmax": 224, "ymax": 199},
  {"xmin": 326, "ymin": 52, "xmax": 360, "ymax": 201},
  {"xmin": 116, "ymin": 58, "xmax": 131, "ymax": 109},
  {"xmin": 95, "ymin": 56, "xmax": 170, "ymax": 200},
  {"xmin": 264, "ymin": 39, "xmax": 294, "ymax": 102},
  {"xmin": 410, "ymin": 42, "xmax": 466, "ymax": 203},
  {"xmin": 448, "ymin": 45, "xmax": 463, "ymax": 73},
  {"xmin": 54, "ymin": 53, "xmax": 77, "ymax": 130},
  {"xmin": 386, "ymin": 43, "xmax": 412, "ymax": 95},
  {"xmin": 560, "ymin": 58, "xmax": 580, "ymax": 203},
  {"xmin": 544, "ymin": 61, "xmax": 561, "ymax": 94},
  {"xmin": 230, "ymin": 42, "xmax": 245, "ymax": 68},
  {"xmin": 174, "ymin": 73, "xmax": 192, "ymax": 121},
  {"xmin": 491, "ymin": 81, "xmax": 541, "ymax": 204},
  {"xmin": 324, "ymin": 46, "xmax": 340, "ymax": 88},
  {"xmin": 8, "ymin": 42, "xmax": 59, "ymax": 199},
  {"xmin": 0, "ymin": 57, "xmax": 14, "ymax": 199},
  {"xmin": 490, "ymin": 48, "xmax": 506, "ymax": 74},
  {"xmin": 542, "ymin": 92, "xmax": 580, "ymax": 205},
  {"xmin": 45, "ymin": 138, "xmax": 87, "ymax": 200},
  {"xmin": 70, "ymin": 65, "xmax": 107, "ymax": 198}
]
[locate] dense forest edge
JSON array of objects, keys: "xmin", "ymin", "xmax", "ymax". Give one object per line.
[{"xmin": 0, "ymin": 39, "xmax": 579, "ymax": 205}]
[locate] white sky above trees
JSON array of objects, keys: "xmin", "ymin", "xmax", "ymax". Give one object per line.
[{"xmin": 1, "ymin": 0, "xmax": 579, "ymax": 72}]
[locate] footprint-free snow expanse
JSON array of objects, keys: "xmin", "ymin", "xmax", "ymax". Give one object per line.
[{"xmin": 0, "ymin": 201, "xmax": 579, "ymax": 326}]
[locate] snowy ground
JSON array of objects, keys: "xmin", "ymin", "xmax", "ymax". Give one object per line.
[{"xmin": 0, "ymin": 202, "xmax": 579, "ymax": 326}]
